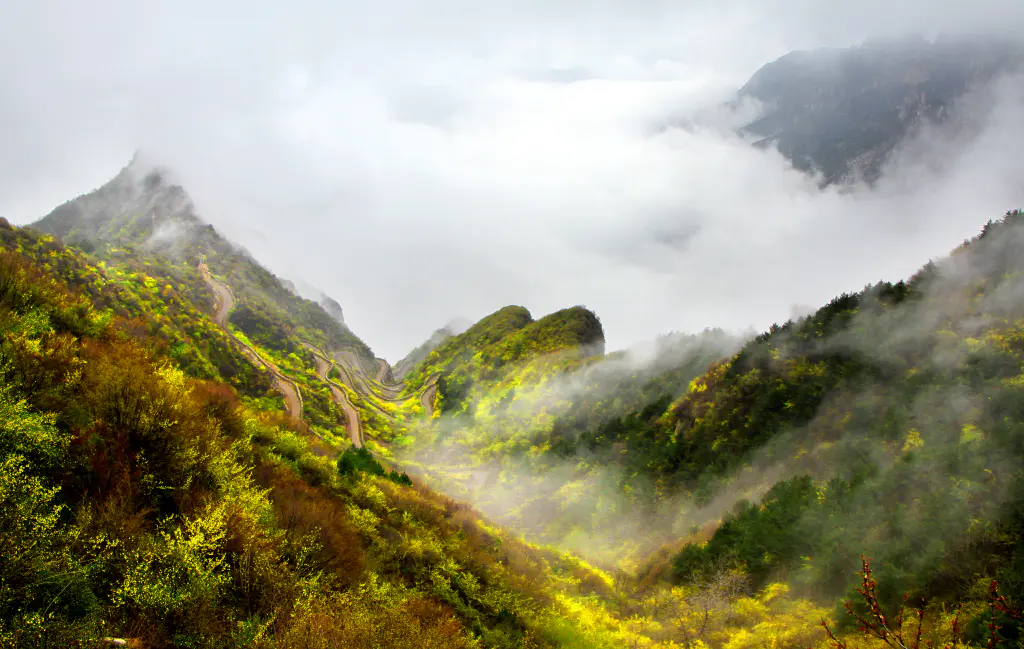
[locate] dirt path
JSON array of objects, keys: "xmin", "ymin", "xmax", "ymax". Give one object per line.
[
  {"xmin": 200, "ymin": 261, "xmax": 440, "ymax": 446},
  {"xmin": 420, "ymin": 380, "xmax": 439, "ymax": 418},
  {"xmin": 310, "ymin": 351, "xmax": 363, "ymax": 447},
  {"xmin": 337, "ymin": 350, "xmax": 442, "ymax": 418},
  {"xmin": 334, "ymin": 351, "xmax": 405, "ymax": 401},
  {"xmin": 310, "ymin": 342, "xmax": 441, "ymax": 416},
  {"xmin": 207, "ymin": 269, "xmax": 233, "ymax": 327},
  {"xmin": 309, "ymin": 345, "xmax": 392, "ymax": 418},
  {"xmin": 199, "ymin": 262, "xmax": 304, "ymax": 423}
]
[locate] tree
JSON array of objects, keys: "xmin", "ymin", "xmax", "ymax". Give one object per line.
[{"xmin": 822, "ymin": 558, "xmax": 1022, "ymax": 649}]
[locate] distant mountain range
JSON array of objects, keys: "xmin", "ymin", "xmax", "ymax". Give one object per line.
[{"xmin": 735, "ymin": 34, "xmax": 1024, "ymax": 185}]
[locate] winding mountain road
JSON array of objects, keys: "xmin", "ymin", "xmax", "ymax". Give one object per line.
[
  {"xmin": 317, "ymin": 345, "xmax": 443, "ymax": 418},
  {"xmin": 199, "ymin": 262, "xmax": 304, "ymax": 423},
  {"xmin": 310, "ymin": 351, "xmax": 363, "ymax": 447},
  {"xmin": 304, "ymin": 343, "xmax": 393, "ymax": 418},
  {"xmin": 334, "ymin": 350, "xmax": 406, "ymax": 401},
  {"xmin": 419, "ymin": 377, "xmax": 440, "ymax": 417},
  {"xmin": 201, "ymin": 261, "xmax": 441, "ymax": 444}
]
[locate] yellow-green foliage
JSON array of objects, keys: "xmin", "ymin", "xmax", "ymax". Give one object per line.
[
  {"xmin": 113, "ymin": 503, "xmax": 232, "ymax": 620},
  {"xmin": 1, "ymin": 222, "xmax": 277, "ymax": 396},
  {"xmin": 713, "ymin": 583, "xmax": 828, "ymax": 649},
  {"xmin": 1, "ymin": 226, "xmax": 741, "ymax": 649},
  {"xmin": 402, "ymin": 305, "xmax": 603, "ymax": 416},
  {"xmin": 10, "ymin": 190, "xmax": 1024, "ymax": 649}
]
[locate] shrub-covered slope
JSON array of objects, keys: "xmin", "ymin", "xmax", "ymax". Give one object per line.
[
  {"xmin": 403, "ymin": 305, "xmax": 605, "ymax": 414},
  {"xmin": 0, "ymin": 218, "xmax": 687, "ymax": 649},
  {"xmin": 32, "ymin": 157, "xmax": 373, "ymax": 360}
]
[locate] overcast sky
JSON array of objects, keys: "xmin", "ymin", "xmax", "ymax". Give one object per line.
[{"xmin": 3, "ymin": 1, "xmax": 1024, "ymax": 360}]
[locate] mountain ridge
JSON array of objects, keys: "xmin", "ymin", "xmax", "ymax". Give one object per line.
[
  {"xmin": 33, "ymin": 159, "xmax": 375, "ymax": 361},
  {"xmin": 5, "ymin": 168, "xmax": 1024, "ymax": 646},
  {"xmin": 736, "ymin": 34, "xmax": 1024, "ymax": 185}
]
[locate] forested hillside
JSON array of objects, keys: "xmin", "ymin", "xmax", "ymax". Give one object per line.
[
  {"xmin": 4, "ymin": 159, "xmax": 1024, "ymax": 648},
  {"xmin": 395, "ymin": 211, "xmax": 1024, "ymax": 648},
  {"xmin": 0, "ymin": 218, "xmax": 688, "ymax": 648},
  {"xmin": 661, "ymin": 211, "xmax": 1024, "ymax": 607}
]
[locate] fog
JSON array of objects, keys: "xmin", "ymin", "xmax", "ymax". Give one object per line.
[
  {"xmin": 2, "ymin": 1, "xmax": 1024, "ymax": 360},
  {"xmin": 401, "ymin": 211, "xmax": 1024, "ymax": 572}
]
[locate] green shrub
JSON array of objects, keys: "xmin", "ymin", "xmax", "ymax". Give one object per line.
[{"xmin": 337, "ymin": 447, "xmax": 412, "ymax": 485}]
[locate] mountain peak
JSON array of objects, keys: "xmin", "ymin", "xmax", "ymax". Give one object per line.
[
  {"xmin": 31, "ymin": 158, "xmax": 376, "ymax": 359},
  {"xmin": 34, "ymin": 155, "xmax": 198, "ymax": 251},
  {"xmin": 737, "ymin": 35, "xmax": 1024, "ymax": 185}
]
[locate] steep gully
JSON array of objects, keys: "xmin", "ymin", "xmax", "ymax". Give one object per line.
[{"xmin": 200, "ymin": 261, "xmax": 440, "ymax": 449}]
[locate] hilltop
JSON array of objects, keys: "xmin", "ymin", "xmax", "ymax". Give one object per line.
[
  {"xmin": 736, "ymin": 35, "xmax": 1024, "ymax": 185},
  {"xmin": 33, "ymin": 155, "xmax": 373, "ymax": 361}
]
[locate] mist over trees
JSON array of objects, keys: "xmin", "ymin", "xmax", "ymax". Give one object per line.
[{"xmin": 3, "ymin": 15, "xmax": 1024, "ymax": 647}]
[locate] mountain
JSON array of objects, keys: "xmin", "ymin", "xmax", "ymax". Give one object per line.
[
  {"xmin": 737, "ymin": 35, "xmax": 1024, "ymax": 185},
  {"xmin": 8, "ymin": 162, "xmax": 705, "ymax": 647},
  {"xmin": 392, "ymin": 318, "xmax": 472, "ymax": 380},
  {"xmin": 1, "ymin": 217, "xmax": 659, "ymax": 647},
  {"xmin": 5, "ymin": 152, "xmax": 1024, "ymax": 647},
  {"xmin": 34, "ymin": 155, "xmax": 373, "ymax": 361},
  {"xmin": 393, "ymin": 211, "xmax": 1024, "ymax": 643}
]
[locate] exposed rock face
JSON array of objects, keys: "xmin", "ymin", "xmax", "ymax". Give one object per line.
[
  {"xmin": 393, "ymin": 326, "xmax": 457, "ymax": 379},
  {"xmin": 737, "ymin": 35, "xmax": 1024, "ymax": 185},
  {"xmin": 320, "ymin": 293, "xmax": 345, "ymax": 324}
]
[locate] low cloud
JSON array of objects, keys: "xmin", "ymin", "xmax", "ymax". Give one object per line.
[
  {"xmin": 2, "ymin": 2, "xmax": 1024, "ymax": 360},
  {"xmin": 403, "ymin": 214, "xmax": 1024, "ymax": 572}
]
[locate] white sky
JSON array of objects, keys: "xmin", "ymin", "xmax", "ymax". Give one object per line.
[{"xmin": 2, "ymin": 0, "xmax": 1024, "ymax": 359}]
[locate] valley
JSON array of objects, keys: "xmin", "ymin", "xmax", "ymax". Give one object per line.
[
  {"xmin": 1, "ymin": 24, "xmax": 1024, "ymax": 649},
  {"xmin": 4, "ymin": 150, "xmax": 1024, "ymax": 648}
]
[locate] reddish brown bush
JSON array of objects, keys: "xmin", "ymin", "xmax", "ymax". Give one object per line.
[
  {"xmin": 255, "ymin": 461, "xmax": 366, "ymax": 588},
  {"xmin": 823, "ymin": 557, "xmax": 1022, "ymax": 649}
]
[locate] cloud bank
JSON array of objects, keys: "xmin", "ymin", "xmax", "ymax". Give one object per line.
[{"xmin": 2, "ymin": 1, "xmax": 1024, "ymax": 359}]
